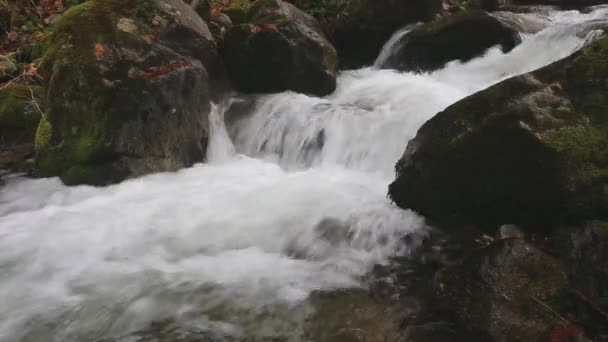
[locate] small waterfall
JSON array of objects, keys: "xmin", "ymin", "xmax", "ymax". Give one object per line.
[
  {"xmin": 373, "ymin": 24, "xmax": 418, "ymax": 68},
  {"xmin": 0, "ymin": 6, "xmax": 606, "ymax": 342},
  {"xmin": 207, "ymin": 100, "xmax": 236, "ymax": 164}
]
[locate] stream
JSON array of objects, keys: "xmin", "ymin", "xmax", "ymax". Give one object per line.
[{"xmin": 0, "ymin": 6, "xmax": 607, "ymax": 342}]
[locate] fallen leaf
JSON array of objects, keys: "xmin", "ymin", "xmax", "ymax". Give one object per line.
[{"xmin": 94, "ymin": 43, "xmax": 106, "ymax": 58}]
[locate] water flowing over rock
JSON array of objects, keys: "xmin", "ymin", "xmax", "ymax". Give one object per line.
[
  {"xmin": 389, "ymin": 30, "xmax": 608, "ymax": 230},
  {"xmin": 221, "ymin": 0, "xmax": 337, "ymax": 96},
  {"xmin": 1, "ymin": 5, "xmax": 607, "ymax": 342},
  {"xmin": 332, "ymin": 0, "xmax": 443, "ymax": 69},
  {"xmin": 34, "ymin": 0, "xmax": 220, "ymax": 186},
  {"xmin": 378, "ymin": 11, "xmax": 522, "ymax": 72}
]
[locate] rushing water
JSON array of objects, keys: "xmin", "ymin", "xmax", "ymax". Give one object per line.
[{"xmin": 0, "ymin": 7, "xmax": 606, "ymax": 342}]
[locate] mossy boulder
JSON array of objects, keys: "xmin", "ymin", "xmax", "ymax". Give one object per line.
[
  {"xmin": 389, "ymin": 33, "xmax": 608, "ymax": 230},
  {"xmin": 378, "ymin": 11, "xmax": 521, "ymax": 73},
  {"xmin": 221, "ymin": 0, "xmax": 337, "ymax": 96},
  {"xmin": 0, "ymin": 84, "xmax": 43, "ymax": 173},
  {"xmin": 331, "ymin": 0, "xmax": 442, "ymax": 69},
  {"xmin": 433, "ymin": 239, "xmax": 567, "ymax": 340},
  {"xmin": 34, "ymin": 0, "xmax": 220, "ymax": 186}
]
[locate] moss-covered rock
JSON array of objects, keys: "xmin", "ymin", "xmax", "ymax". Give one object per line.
[
  {"xmin": 0, "ymin": 84, "xmax": 43, "ymax": 141},
  {"xmin": 0, "ymin": 83, "xmax": 43, "ymax": 173},
  {"xmin": 0, "ymin": 55, "xmax": 18, "ymax": 81},
  {"xmin": 389, "ymin": 33, "xmax": 608, "ymax": 231},
  {"xmin": 331, "ymin": 0, "xmax": 442, "ymax": 69},
  {"xmin": 34, "ymin": 0, "xmax": 220, "ymax": 186},
  {"xmin": 434, "ymin": 239, "xmax": 567, "ymax": 340},
  {"xmin": 378, "ymin": 11, "xmax": 521, "ymax": 73},
  {"xmin": 221, "ymin": 0, "xmax": 337, "ymax": 96}
]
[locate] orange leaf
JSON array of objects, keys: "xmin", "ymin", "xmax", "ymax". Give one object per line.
[
  {"xmin": 24, "ymin": 64, "xmax": 38, "ymax": 77},
  {"xmin": 94, "ymin": 43, "xmax": 106, "ymax": 58},
  {"xmin": 262, "ymin": 23, "xmax": 277, "ymax": 30}
]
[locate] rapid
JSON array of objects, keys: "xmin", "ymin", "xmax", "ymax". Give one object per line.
[{"xmin": 0, "ymin": 6, "xmax": 606, "ymax": 341}]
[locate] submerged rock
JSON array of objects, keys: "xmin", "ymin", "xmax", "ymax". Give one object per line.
[
  {"xmin": 331, "ymin": 0, "xmax": 442, "ymax": 69},
  {"xmin": 434, "ymin": 239, "xmax": 567, "ymax": 340},
  {"xmin": 34, "ymin": 0, "xmax": 221, "ymax": 186},
  {"xmin": 378, "ymin": 11, "xmax": 521, "ymax": 73},
  {"xmin": 389, "ymin": 33, "xmax": 608, "ymax": 230},
  {"xmin": 304, "ymin": 289, "xmax": 400, "ymax": 342},
  {"xmin": 221, "ymin": 0, "xmax": 337, "ymax": 96}
]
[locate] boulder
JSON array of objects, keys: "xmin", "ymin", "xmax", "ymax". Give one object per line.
[
  {"xmin": 221, "ymin": 0, "xmax": 337, "ymax": 96},
  {"xmin": 331, "ymin": 0, "xmax": 442, "ymax": 69},
  {"xmin": 378, "ymin": 11, "xmax": 521, "ymax": 73},
  {"xmin": 0, "ymin": 84, "xmax": 43, "ymax": 174},
  {"xmin": 434, "ymin": 239, "xmax": 567, "ymax": 340},
  {"xmin": 34, "ymin": 0, "xmax": 220, "ymax": 186},
  {"xmin": 389, "ymin": 34, "xmax": 608, "ymax": 230}
]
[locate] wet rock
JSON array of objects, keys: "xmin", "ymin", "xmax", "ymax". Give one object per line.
[
  {"xmin": 434, "ymin": 239, "xmax": 567, "ymax": 340},
  {"xmin": 331, "ymin": 0, "xmax": 443, "ymax": 69},
  {"xmin": 378, "ymin": 11, "xmax": 521, "ymax": 73},
  {"xmin": 0, "ymin": 55, "xmax": 17, "ymax": 81},
  {"xmin": 97, "ymin": 320, "xmax": 230, "ymax": 342},
  {"xmin": 221, "ymin": 0, "xmax": 337, "ymax": 96},
  {"xmin": 34, "ymin": 0, "xmax": 220, "ymax": 186},
  {"xmin": 389, "ymin": 33, "xmax": 608, "ymax": 231},
  {"xmin": 304, "ymin": 289, "xmax": 400, "ymax": 342},
  {"xmin": 315, "ymin": 217, "xmax": 351, "ymax": 245}
]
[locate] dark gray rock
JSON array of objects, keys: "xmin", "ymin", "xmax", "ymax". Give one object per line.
[
  {"xmin": 221, "ymin": 0, "xmax": 337, "ymax": 96},
  {"xmin": 378, "ymin": 11, "xmax": 521, "ymax": 73},
  {"xmin": 332, "ymin": 0, "xmax": 443, "ymax": 69},
  {"xmin": 389, "ymin": 34, "xmax": 608, "ymax": 230}
]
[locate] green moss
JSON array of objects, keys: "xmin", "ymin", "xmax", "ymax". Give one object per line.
[
  {"xmin": 0, "ymin": 84, "xmax": 42, "ymax": 129},
  {"xmin": 34, "ymin": 114, "xmax": 52, "ymax": 149},
  {"xmin": 34, "ymin": 0, "xmax": 157, "ymax": 179},
  {"xmin": 221, "ymin": 0, "xmax": 288, "ymax": 25}
]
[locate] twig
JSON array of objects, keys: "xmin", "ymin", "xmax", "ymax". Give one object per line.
[
  {"xmin": 570, "ymin": 289, "xmax": 608, "ymax": 322},
  {"xmin": 531, "ymin": 295, "xmax": 570, "ymax": 324},
  {"xmin": 25, "ymin": 82, "xmax": 44, "ymax": 115}
]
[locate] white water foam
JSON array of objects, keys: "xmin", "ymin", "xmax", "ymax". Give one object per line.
[{"xmin": 0, "ymin": 7, "xmax": 606, "ymax": 341}]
